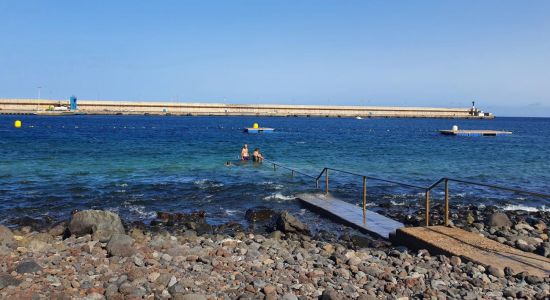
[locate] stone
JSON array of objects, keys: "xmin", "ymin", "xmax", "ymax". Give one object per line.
[
  {"xmin": 180, "ymin": 294, "xmax": 207, "ymax": 300},
  {"xmin": 15, "ymin": 260, "xmax": 42, "ymax": 274},
  {"xmin": 525, "ymin": 275, "xmax": 543, "ymax": 284},
  {"xmin": 263, "ymin": 285, "xmax": 276, "ymax": 294},
  {"xmin": 321, "ymin": 289, "xmax": 343, "ymax": 300},
  {"xmin": 28, "ymin": 239, "xmax": 50, "ymax": 252},
  {"xmin": 489, "ymin": 212, "xmax": 512, "ymax": 228},
  {"xmin": 282, "ymin": 294, "xmax": 299, "ymax": 300},
  {"xmin": 534, "ymin": 222, "xmax": 547, "ymax": 232},
  {"xmin": 275, "ymin": 211, "xmax": 310, "ymax": 235},
  {"xmin": 106, "ymin": 234, "xmax": 135, "ymax": 257},
  {"xmin": 0, "ymin": 225, "xmax": 15, "ymax": 248},
  {"xmin": 535, "ymin": 242, "xmax": 550, "ymax": 257},
  {"xmin": 487, "ymin": 266, "xmax": 504, "ymax": 278},
  {"xmin": 68, "ymin": 210, "xmax": 125, "ymax": 242},
  {"xmin": 245, "ymin": 207, "xmax": 276, "ymax": 222},
  {"xmin": 0, "ymin": 274, "xmax": 22, "ymax": 289},
  {"xmin": 450, "ymin": 256, "xmax": 461, "ymax": 266},
  {"xmin": 48, "ymin": 222, "xmax": 68, "ymax": 237},
  {"xmin": 515, "ymin": 222, "xmax": 534, "ymax": 231}
]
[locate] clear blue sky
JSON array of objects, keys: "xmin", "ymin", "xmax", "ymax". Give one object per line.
[{"xmin": 1, "ymin": 1, "xmax": 549, "ymax": 116}]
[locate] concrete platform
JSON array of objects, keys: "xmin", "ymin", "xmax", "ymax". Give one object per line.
[
  {"xmin": 392, "ymin": 226, "xmax": 550, "ymax": 277},
  {"xmin": 297, "ymin": 193, "xmax": 404, "ymax": 239}
]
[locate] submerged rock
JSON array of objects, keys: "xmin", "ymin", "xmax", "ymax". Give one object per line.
[{"xmin": 68, "ymin": 210, "xmax": 125, "ymax": 242}]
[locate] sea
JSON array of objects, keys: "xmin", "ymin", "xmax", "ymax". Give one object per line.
[{"xmin": 0, "ymin": 115, "xmax": 549, "ymax": 230}]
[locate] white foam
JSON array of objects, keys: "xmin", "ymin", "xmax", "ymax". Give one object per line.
[
  {"xmin": 263, "ymin": 193, "xmax": 296, "ymax": 201},
  {"xmin": 128, "ymin": 205, "xmax": 156, "ymax": 218},
  {"xmin": 502, "ymin": 204, "xmax": 550, "ymax": 212}
]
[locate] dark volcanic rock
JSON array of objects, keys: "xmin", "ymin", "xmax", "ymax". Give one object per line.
[
  {"xmin": 15, "ymin": 260, "xmax": 42, "ymax": 274},
  {"xmin": 245, "ymin": 207, "xmax": 276, "ymax": 223},
  {"xmin": 156, "ymin": 211, "xmax": 206, "ymax": 225},
  {"xmin": 68, "ymin": 210, "xmax": 125, "ymax": 242},
  {"xmin": 0, "ymin": 274, "xmax": 22, "ymax": 289},
  {"xmin": 275, "ymin": 211, "xmax": 310, "ymax": 235},
  {"xmin": 214, "ymin": 222, "xmax": 245, "ymax": 235}
]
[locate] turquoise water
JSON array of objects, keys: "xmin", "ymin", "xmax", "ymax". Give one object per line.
[{"xmin": 0, "ymin": 115, "xmax": 549, "ymax": 226}]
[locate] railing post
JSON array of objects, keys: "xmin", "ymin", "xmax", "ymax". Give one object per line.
[
  {"xmin": 444, "ymin": 179, "xmax": 449, "ymax": 226},
  {"xmin": 425, "ymin": 189, "xmax": 430, "ymax": 227},
  {"xmin": 362, "ymin": 176, "xmax": 367, "ymax": 225},
  {"xmin": 325, "ymin": 169, "xmax": 329, "ymax": 195}
]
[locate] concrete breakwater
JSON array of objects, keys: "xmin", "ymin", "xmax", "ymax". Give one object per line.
[{"xmin": 0, "ymin": 98, "xmax": 493, "ymax": 118}]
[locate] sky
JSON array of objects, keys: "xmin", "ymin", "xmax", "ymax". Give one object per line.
[{"xmin": 1, "ymin": 1, "xmax": 549, "ymax": 117}]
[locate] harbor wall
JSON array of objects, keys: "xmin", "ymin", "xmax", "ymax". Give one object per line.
[{"xmin": 0, "ymin": 98, "xmax": 493, "ymax": 118}]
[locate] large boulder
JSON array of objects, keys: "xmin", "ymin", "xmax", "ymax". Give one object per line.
[
  {"xmin": 0, "ymin": 225, "xmax": 15, "ymax": 248},
  {"xmin": 68, "ymin": 210, "xmax": 125, "ymax": 242},
  {"xmin": 107, "ymin": 234, "xmax": 135, "ymax": 257},
  {"xmin": 275, "ymin": 211, "xmax": 310, "ymax": 235},
  {"xmin": 489, "ymin": 212, "xmax": 512, "ymax": 228}
]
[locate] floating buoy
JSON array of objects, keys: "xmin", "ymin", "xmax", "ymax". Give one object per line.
[
  {"xmin": 452, "ymin": 125, "xmax": 458, "ymax": 131},
  {"xmin": 14, "ymin": 120, "xmax": 22, "ymax": 128},
  {"xmin": 253, "ymin": 123, "xmax": 259, "ymax": 129}
]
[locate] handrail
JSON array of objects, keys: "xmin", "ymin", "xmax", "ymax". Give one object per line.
[
  {"xmin": 262, "ymin": 160, "xmax": 550, "ymax": 227},
  {"xmin": 263, "ymin": 159, "xmax": 316, "ymax": 179}
]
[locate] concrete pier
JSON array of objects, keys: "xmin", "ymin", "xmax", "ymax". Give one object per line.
[{"xmin": 0, "ymin": 98, "xmax": 494, "ymax": 118}]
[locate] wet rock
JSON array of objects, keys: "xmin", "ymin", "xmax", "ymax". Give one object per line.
[
  {"xmin": 245, "ymin": 207, "xmax": 276, "ymax": 223},
  {"xmin": 0, "ymin": 273, "xmax": 22, "ymax": 289},
  {"xmin": 106, "ymin": 234, "xmax": 135, "ymax": 257},
  {"xmin": 275, "ymin": 211, "xmax": 310, "ymax": 235},
  {"xmin": 69, "ymin": 210, "xmax": 125, "ymax": 242},
  {"xmin": 156, "ymin": 211, "xmax": 206, "ymax": 225},
  {"xmin": 15, "ymin": 260, "xmax": 42, "ymax": 274},
  {"xmin": 489, "ymin": 212, "xmax": 512, "ymax": 228},
  {"xmin": 214, "ymin": 222, "xmax": 245, "ymax": 235}
]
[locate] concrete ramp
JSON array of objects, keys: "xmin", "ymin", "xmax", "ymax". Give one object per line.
[
  {"xmin": 393, "ymin": 226, "xmax": 550, "ymax": 277},
  {"xmin": 297, "ymin": 193, "xmax": 404, "ymax": 239}
]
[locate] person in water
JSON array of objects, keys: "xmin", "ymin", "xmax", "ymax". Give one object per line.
[
  {"xmin": 253, "ymin": 148, "xmax": 264, "ymax": 162},
  {"xmin": 241, "ymin": 144, "xmax": 249, "ymax": 160}
]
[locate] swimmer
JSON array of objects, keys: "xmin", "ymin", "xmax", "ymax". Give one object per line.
[
  {"xmin": 253, "ymin": 148, "xmax": 264, "ymax": 162},
  {"xmin": 241, "ymin": 144, "xmax": 250, "ymax": 161}
]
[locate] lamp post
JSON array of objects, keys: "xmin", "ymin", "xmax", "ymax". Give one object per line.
[{"xmin": 37, "ymin": 86, "xmax": 42, "ymax": 99}]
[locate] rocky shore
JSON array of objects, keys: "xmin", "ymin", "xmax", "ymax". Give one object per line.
[{"xmin": 1, "ymin": 206, "xmax": 549, "ymax": 299}]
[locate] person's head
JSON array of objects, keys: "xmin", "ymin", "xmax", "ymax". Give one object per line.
[
  {"xmin": 244, "ymin": 144, "xmax": 248, "ymax": 149},
  {"xmin": 254, "ymin": 148, "xmax": 259, "ymax": 152}
]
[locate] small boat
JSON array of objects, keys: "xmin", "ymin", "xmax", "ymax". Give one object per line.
[
  {"xmin": 355, "ymin": 116, "xmax": 363, "ymax": 120},
  {"xmin": 439, "ymin": 125, "xmax": 512, "ymax": 136}
]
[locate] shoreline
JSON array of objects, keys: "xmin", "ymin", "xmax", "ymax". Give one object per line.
[{"xmin": 1, "ymin": 205, "xmax": 549, "ymax": 299}]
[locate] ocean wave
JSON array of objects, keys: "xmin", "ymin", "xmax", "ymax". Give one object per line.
[
  {"xmin": 128, "ymin": 205, "xmax": 156, "ymax": 219},
  {"xmin": 263, "ymin": 193, "xmax": 296, "ymax": 201},
  {"xmin": 502, "ymin": 204, "xmax": 550, "ymax": 212},
  {"xmin": 225, "ymin": 209, "xmax": 238, "ymax": 216},
  {"xmin": 194, "ymin": 179, "xmax": 224, "ymax": 189}
]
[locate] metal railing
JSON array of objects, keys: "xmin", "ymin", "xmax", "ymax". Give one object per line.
[{"xmin": 263, "ymin": 161, "xmax": 550, "ymax": 227}]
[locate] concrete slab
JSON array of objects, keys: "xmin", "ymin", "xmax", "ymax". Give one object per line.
[
  {"xmin": 393, "ymin": 226, "xmax": 550, "ymax": 277},
  {"xmin": 297, "ymin": 193, "xmax": 404, "ymax": 239}
]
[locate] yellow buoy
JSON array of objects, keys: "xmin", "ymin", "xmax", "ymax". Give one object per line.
[
  {"xmin": 253, "ymin": 123, "xmax": 259, "ymax": 129},
  {"xmin": 14, "ymin": 120, "xmax": 22, "ymax": 128}
]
